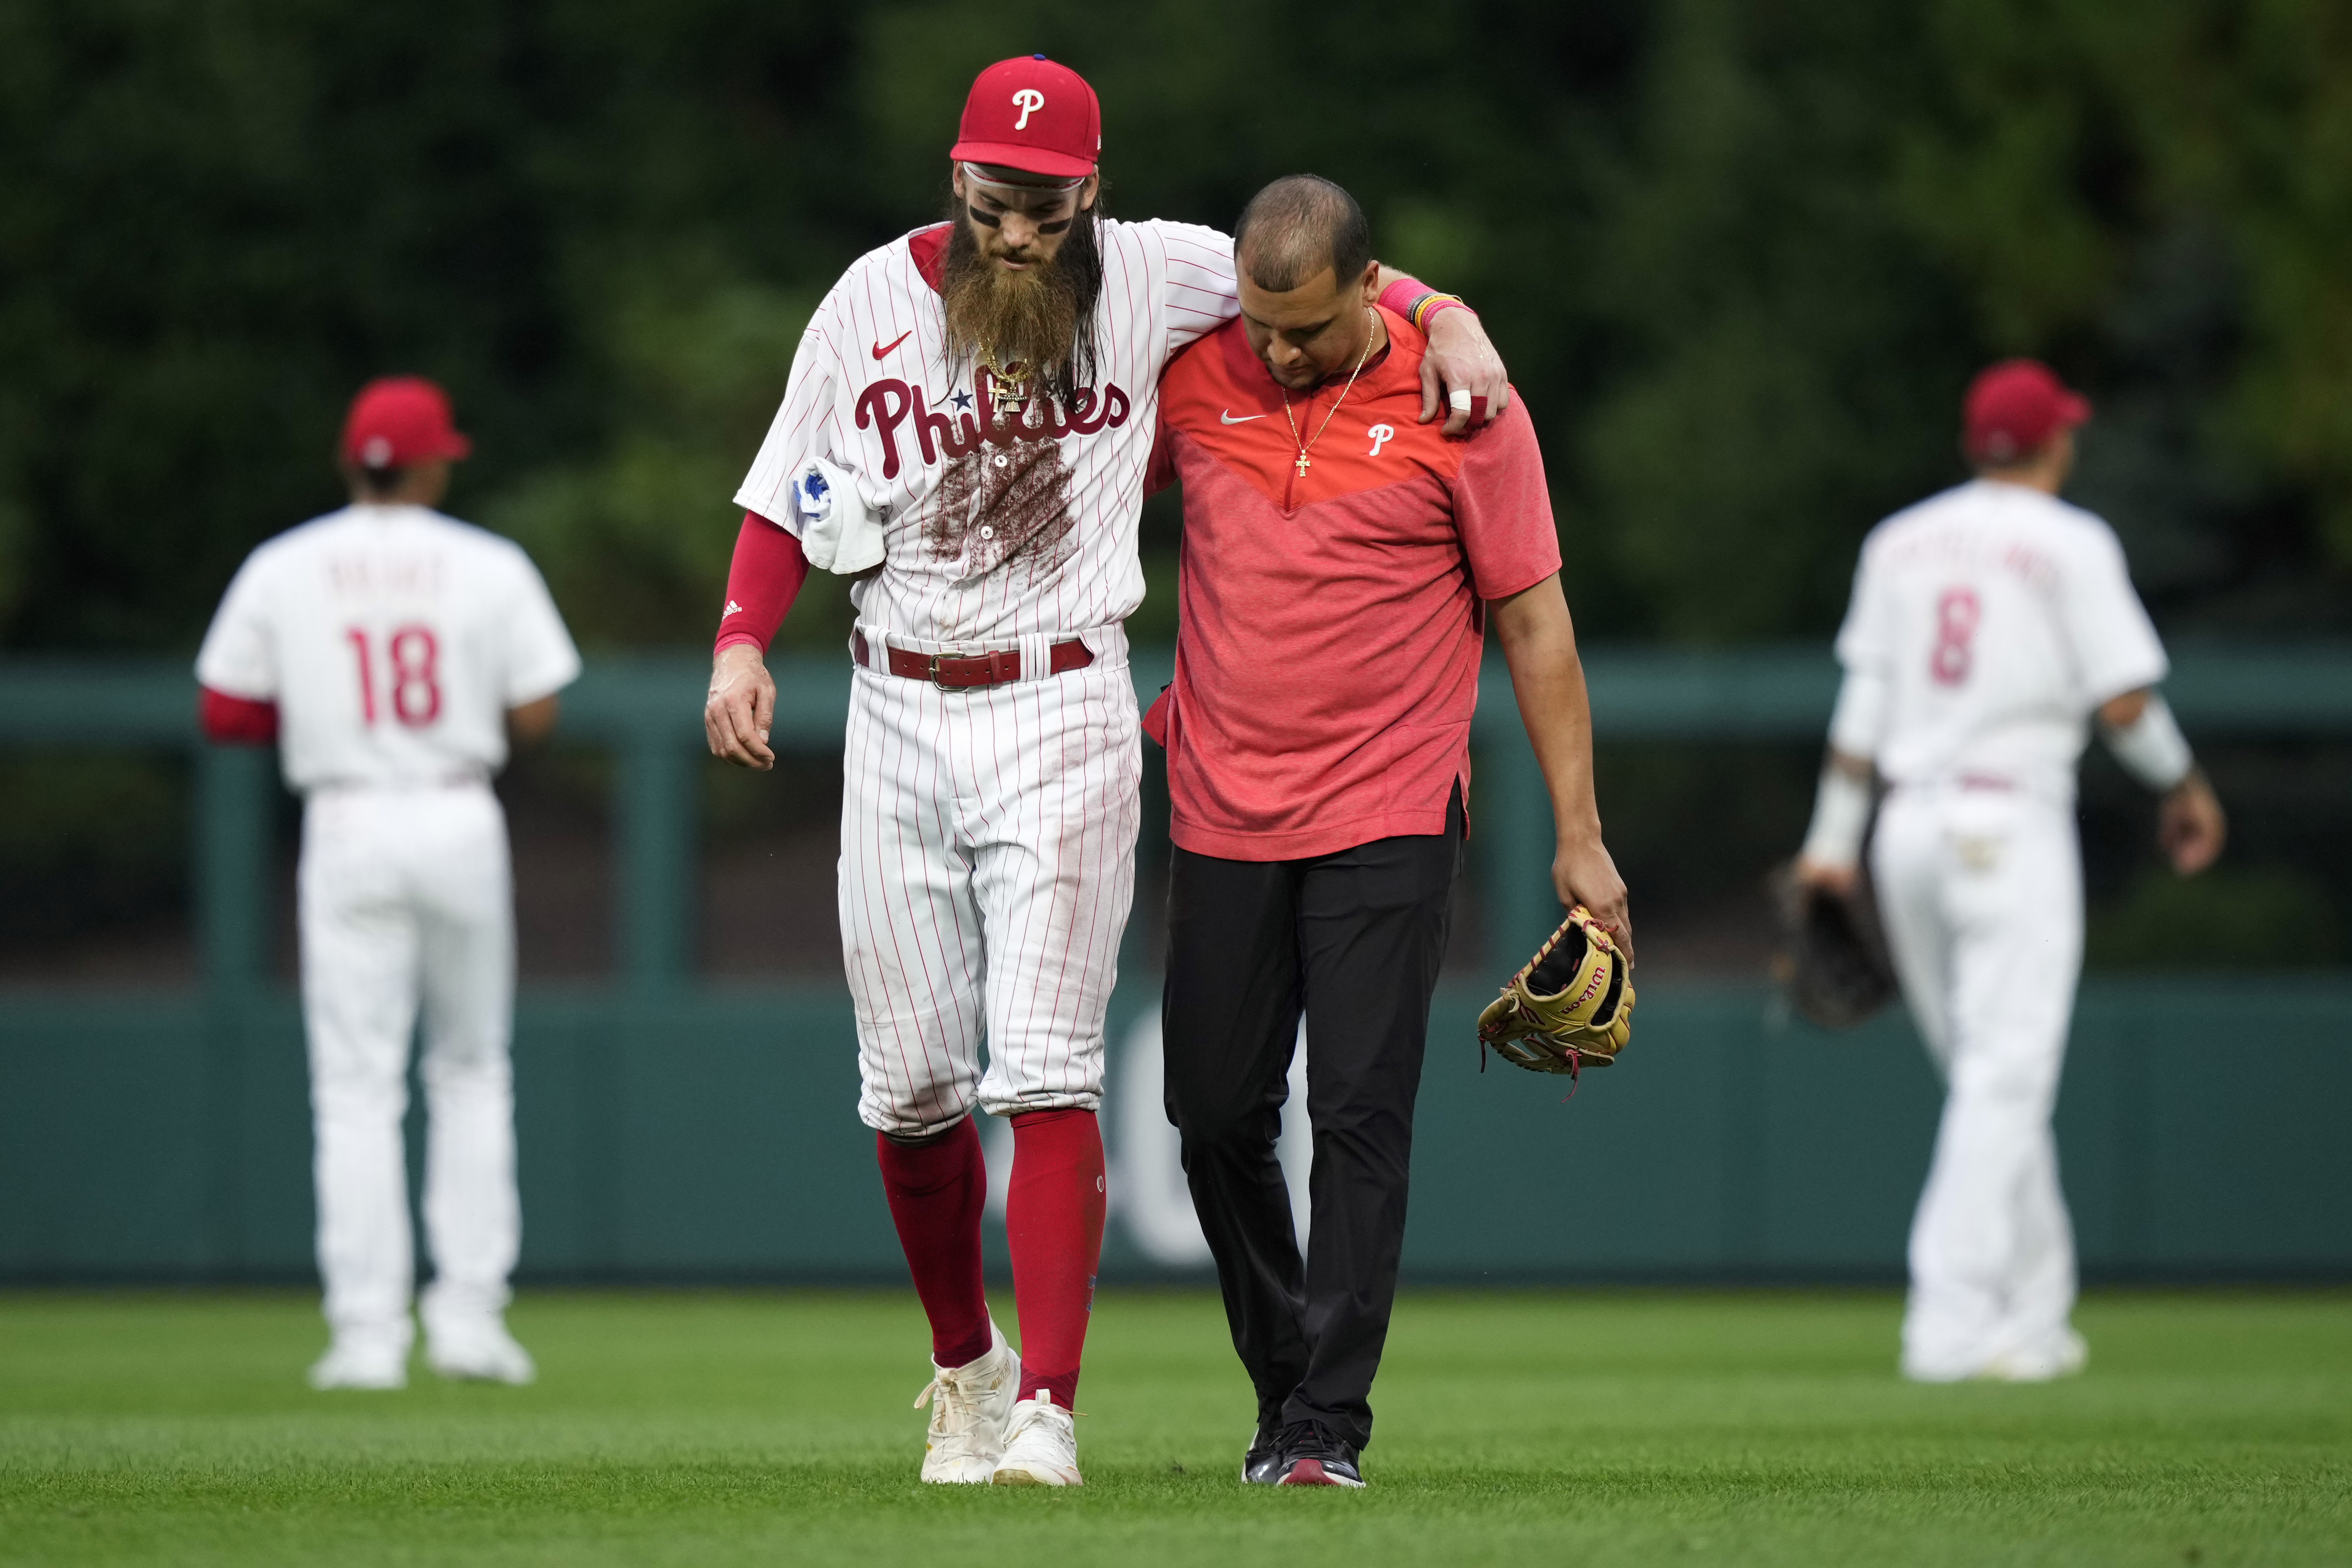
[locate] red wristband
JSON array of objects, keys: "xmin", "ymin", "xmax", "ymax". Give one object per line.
[{"xmin": 199, "ymin": 686, "xmax": 279, "ymax": 745}]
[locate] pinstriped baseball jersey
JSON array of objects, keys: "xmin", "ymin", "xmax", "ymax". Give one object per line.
[{"xmin": 733, "ymin": 218, "xmax": 1238, "ymax": 644}]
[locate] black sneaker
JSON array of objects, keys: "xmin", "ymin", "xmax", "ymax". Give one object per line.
[
  {"xmin": 1273, "ymin": 1419, "xmax": 1365, "ymax": 1488},
  {"xmin": 1241, "ymin": 1419, "xmax": 1284, "ymax": 1484}
]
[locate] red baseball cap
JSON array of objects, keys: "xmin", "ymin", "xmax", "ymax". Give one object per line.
[
  {"xmin": 949, "ymin": 55, "xmax": 1101, "ymax": 180},
  {"xmin": 340, "ymin": 376, "xmax": 472, "ymax": 469},
  {"xmin": 1963, "ymin": 359, "xmax": 2090, "ymax": 464}
]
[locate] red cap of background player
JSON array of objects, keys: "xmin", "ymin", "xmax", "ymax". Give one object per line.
[
  {"xmin": 1963, "ymin": 359, "xmax": 2090, "ymax": 465},
  {"xmin": 339, "ymin": 376, "xmax": 472, "ymax": 469},
  {"xmin": 949, "ymin": 55, "xmax": 1101, "ymax": 179}
]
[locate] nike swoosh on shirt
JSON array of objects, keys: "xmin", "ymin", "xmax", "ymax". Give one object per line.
[
  {"xmin": 1220, "ymin": 410, "xmax": 1268, "ymax": 424},
  {"xmin": 872, "ymin": 331, "xmax": 914, "ymax": 360}
]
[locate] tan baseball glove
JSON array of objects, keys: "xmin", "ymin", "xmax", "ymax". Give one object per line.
[{"xmin": 1476, "ymin": 905, "xmax": 1636, "ymax": 1076}]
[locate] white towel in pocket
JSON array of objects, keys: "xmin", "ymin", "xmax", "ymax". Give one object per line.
[{"xmin": 793, "ymin": 457, "xmax": 884, "ymax": 574}]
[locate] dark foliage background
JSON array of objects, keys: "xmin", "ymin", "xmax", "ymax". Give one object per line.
[
  {"xmin": 2, "ymin": 0, "xmax": 2348, "ymax": 972},
  {"xmin": 5, "ymin": 0, "xmax": 2349, "ymax": 653}
]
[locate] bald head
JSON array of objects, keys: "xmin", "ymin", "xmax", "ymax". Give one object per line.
[
  {"xmin": 1230, "ymin": 176, "xmax": 1386, "ymax": 391},
  {"xmin": 1233, "ymin": 174, "xmax": 1373, "ymax": 293}
]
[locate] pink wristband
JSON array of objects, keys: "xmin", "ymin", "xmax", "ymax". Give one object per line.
[
  {"xmin": 1376, "ymin": 277, "xmax": 1430, "ymax": 320},
  {"xmin": 1375, "ymin": 277, "xmax": 1474, "ymax": 334}
]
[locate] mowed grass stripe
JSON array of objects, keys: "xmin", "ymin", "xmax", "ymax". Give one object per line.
[{"xmin": 1, "ymin": 1290, "xmax": 2347, "ymax": 1566}]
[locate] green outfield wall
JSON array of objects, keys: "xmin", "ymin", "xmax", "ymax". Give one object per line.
[
  {"xmin": 3, "ymin": 650, "xmax": 2349, "ymax": 1283},
  {"xmin": 5, "ymin": 979, "xmax": 2350, "ymax": 1282}
]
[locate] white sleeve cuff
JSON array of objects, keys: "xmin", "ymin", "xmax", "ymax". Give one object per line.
[
  {"xmin": 1827, "ymin": 668, "xmax": 1891, "ymax": 759},
  {"xmin": 1799, "ymin": 767, "xmax": 1873, "ymax": 868},
  {"xmin": 2102, "ymin": 693, "xmax": 2193, "ymax": 792}
]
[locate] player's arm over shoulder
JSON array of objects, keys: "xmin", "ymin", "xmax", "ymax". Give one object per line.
[
  {"xmin": 1132, "ymin": 219, "xmax": 1240, "ymax": 342},
  {"xmin": 1130, "ymin": 217, "xmax": 1234, "ymax": 257}
]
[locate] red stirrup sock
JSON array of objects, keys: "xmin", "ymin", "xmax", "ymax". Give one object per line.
[
  {"xmin": 1006, "ymin": 1108, "xmax": 1107, "ymax": 1409},
  {"xmin": 875, "ymin": 1119, "xmax": 993, "ymax": 1370}
]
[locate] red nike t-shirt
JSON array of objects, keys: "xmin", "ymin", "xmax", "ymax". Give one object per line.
[{"xmin": 1144, "ymin": 307, "xmax": 1562, "ymax": 860}]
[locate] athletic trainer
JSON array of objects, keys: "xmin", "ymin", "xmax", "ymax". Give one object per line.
[
  {"xmin": 1145, "ymin": 176, "xmax": 1631, "ymax": 1487},
  {"xmin": 701, "ymin": 59, "xmax": 1509, "ymax": 1487},
  {"xmin": 197, "ymin": 376, "xmax": 580, "ymax": 1389},
  {"xmin": 1793, "ymin": 359, "xmax": 2225, "ymax": 1381}
]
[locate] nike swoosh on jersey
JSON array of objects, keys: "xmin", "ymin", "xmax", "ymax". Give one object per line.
[
  {"xmin": 1220, "ymin": 410, "xmax": 1268, "ymax": 424},
  {"xmin": 872, "ymin": 331, "xmax": 914, "ymax": 361}
]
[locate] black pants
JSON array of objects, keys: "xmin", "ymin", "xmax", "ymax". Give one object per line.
[{"xmin": 1161, "ymin": 790, "xmax": 1463, "ymax": 1451}]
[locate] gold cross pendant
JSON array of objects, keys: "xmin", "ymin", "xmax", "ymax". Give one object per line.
[{"xmin": 1294, "ymin": 453, "xmax": 1311, "ymax": 477}]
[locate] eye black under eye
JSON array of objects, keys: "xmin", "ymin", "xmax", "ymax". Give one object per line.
[
  {"xmin": 966, "ymin": 205, "xmax": 1002, "ymax": 228},
  {"xmin": 1037, "ymin": 217, "xmax": 1072, "ymax": 234}
]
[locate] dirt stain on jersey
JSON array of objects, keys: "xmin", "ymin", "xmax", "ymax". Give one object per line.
[{"xmin": 925, "ymin": 408, "xmax": 1078, "ymax": 586}]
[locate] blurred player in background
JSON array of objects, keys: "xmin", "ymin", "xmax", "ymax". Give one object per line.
[
  {"xmin": 1794, "ymin": 360, "xmax": 2225, "ymax": 1382},
  {"xmin": 196, "ymin": 377, "xmax": 581, "ymax": 1390},
  {"xmin": 702, "ymin": 57, "xmax": 1507, "ymax": 1485}
]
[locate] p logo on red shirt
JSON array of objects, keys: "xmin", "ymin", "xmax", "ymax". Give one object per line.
[{"xmin": 1367, "ymin": 423, "xmax": 1396, "ymax": 457}]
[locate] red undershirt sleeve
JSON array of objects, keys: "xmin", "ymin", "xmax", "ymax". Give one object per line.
[
  {"xmin": 714, "ymin": 510, "xmax": 812, "ymax": 656},
  {"xmin": 198, "ymin": 686, "xmax": 280, "ymax": 744}
]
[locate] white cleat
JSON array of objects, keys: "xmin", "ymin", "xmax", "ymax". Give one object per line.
[
  {"xmin": 307, "ymin": 1339, "xmax": 408, "ymax": 1391},
  {"xmin": 914, "ymin": 1321, "xmax": 1021, "ymax": 1484},
  {"xmin": 1979, "ymin": 1329, "xmax": 2088, "ymax": 1384},
  {"xmin": 426, "ymin": 1316, "xmax": 537, "ymax": 1385},
  {"xmin": 991, "ymin": 1392, "xmax": 1082, "ymax": 1487}
]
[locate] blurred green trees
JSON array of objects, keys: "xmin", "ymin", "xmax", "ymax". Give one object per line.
[{"xmin": 2, "ymin": 0, "xmax": 2345, "ymax": 654}]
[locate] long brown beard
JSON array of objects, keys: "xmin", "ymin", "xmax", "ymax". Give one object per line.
[{"xmin": 940, "ymin": 206, "xmax": 1101, "ymax": 401}]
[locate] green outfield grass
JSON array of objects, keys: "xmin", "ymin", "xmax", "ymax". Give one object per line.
[{"xmin": 1, "ymin": 1288, "xmax": 2347, "ymax": 1566}]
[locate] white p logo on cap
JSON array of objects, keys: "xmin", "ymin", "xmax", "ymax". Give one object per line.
[
  {"xmin": 362, "ymin": 436, "xmax": 393, "ymax": 467},
  {"xmin": 1012, "ymin": 87, "xmax": 1044, "ymax": 129}
]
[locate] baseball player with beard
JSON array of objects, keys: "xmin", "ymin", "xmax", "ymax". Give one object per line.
[
  {"xmin": 1794, "ymin": 360, "xmax": 2225, "ymax": 1383},
  {"xmin": 701, "ymin": 55, "xmax": 1510, "ymax": 1486},
  {"xmin": 196, "ymin": 377, "xmax": 580, "ymax": 1390}
]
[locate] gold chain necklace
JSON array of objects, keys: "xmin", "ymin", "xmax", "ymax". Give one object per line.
[
  {"xmin": 1281, "ymin": 309, "xmax": 1378, "ymax": 479},
  {"xmin": 978, "ymin": 346, "xmax": 1032, "ymax": 404}
]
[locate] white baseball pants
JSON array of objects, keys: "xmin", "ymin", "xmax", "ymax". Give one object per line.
[
  {"xmin": 839, "ymin": 630, "xmax": 1139, "ymax": 1136},
  {"xmin": 1871, "ymin": 786, "xmax": 2082, "ymax": 1380},
  {"xmin": 298, "ymin": 781, "xmax": 520, "ymax": 1350}
]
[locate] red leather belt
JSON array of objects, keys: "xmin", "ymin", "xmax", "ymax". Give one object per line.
[{"xmin": 853, "ymin": 630, "xmax": 1094, "ymax": 690}]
